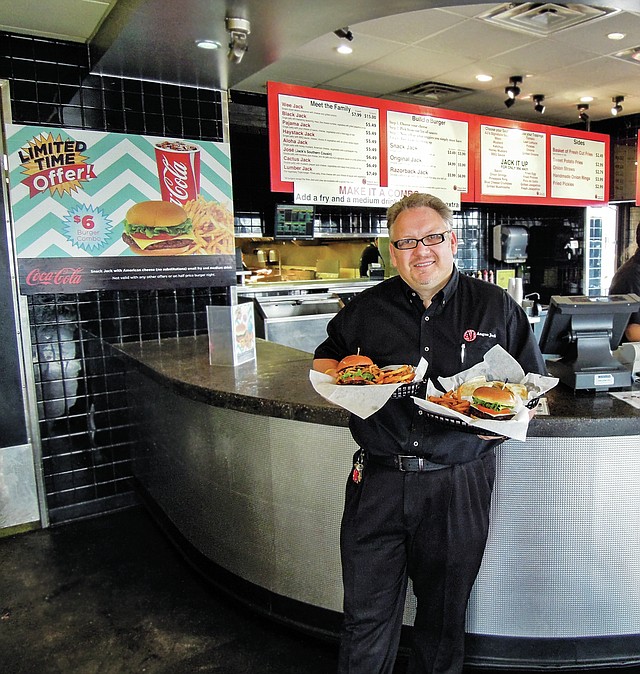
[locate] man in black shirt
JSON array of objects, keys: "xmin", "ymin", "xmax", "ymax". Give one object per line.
[
  {"xmin": 313, "ymin": 193, "xmax": 546, "ymax": 674},
  {"xmin": 359, "ymin": 238, "xmax": 382, "ymax": 277},
  {"xmin": 609, "ymin": 223, "xmax": 640, "ymax": 342}
]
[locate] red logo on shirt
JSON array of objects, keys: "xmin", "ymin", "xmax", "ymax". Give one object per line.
[{"xmin": 463, "ymin": 329, "xmax": 477, "ymax": 342}]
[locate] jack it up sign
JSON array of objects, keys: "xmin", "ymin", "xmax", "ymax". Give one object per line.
[{"xmin": 5, "ymin": 125, "xmax": 236, "ymax": 294}]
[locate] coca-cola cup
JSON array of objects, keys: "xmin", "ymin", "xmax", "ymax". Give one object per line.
[{"xmin": 154, "ymin": 140, "xmax": 201, "ymax": 206}]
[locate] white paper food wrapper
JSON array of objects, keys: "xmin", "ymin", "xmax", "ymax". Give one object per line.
[
  {"xmin": 412, "ymin": 345, "xmax": 559, "ymax": 442},
  {"xmin": 309, "ymin": 358, "xmax": 428, "ymax": 419}
]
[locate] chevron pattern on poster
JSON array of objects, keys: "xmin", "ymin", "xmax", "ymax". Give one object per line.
[{"xmin": 5, "ymin": 125, "xmax": 234, "ymax": 258}]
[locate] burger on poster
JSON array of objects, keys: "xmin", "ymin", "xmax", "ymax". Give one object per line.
[{"xmin": 122, "ymin": 200, "xmax": 195, "ymax": 255}]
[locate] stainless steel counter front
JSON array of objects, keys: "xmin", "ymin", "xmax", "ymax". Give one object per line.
[{"xmin": 114, "ymin": 336, "xmax": 640, "ymax": 670}]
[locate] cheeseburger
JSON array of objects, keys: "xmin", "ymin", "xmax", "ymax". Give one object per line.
[
  {"xmin": 335, "ymin": 354, "xmax": 379, "ymax": 385},
  {"xmin": 470, "ymin": 386, "xmax": 517, "ymax": 420},
  {"xmin": 122, "ymin": 200, "xmax": 194, "ymax": 255}
]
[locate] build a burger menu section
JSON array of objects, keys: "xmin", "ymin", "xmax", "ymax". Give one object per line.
[{"xmin": 6, "ymin": 126, "xmax": 236, "ymax": 294}]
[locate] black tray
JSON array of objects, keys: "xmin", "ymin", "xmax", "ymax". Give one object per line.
[
  {"xmin": 391, "ymin": 380, "xmax": 427, "ymax": 398},
  {"xmin": 420, "ymin": 409, "xmax": 486, "ymax": 434},
  {"xmin": 417, "ymin": 396, "xmax": 540, "ymax": 433}
]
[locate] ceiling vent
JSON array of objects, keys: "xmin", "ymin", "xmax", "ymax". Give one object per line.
[
  {"xmin": 478, "ymin": 3, "xmax": 619, "ymax": 37},
  {"xmin": 394, "ymin": 81, "xmax": 474, "ymax": 104},
  {"xmin": 613, "ymin": 46, "xmax": 640, "ymax": 67}
]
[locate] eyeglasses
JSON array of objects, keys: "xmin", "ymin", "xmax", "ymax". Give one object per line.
[{"xmin": 391, "ymin": 231, "xmax": 450, "ymax": 250}]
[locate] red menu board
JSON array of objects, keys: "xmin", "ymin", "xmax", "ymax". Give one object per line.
[
  {"xmin": 268, "ymin": 81, "xmax": 473, "ymax": 209},
  {"xmin": 636, "ymin": 130, "xmax": 640, "ymax": 206},
  {"xmin": 268, "ymin": 81, "xmax": 610, "ymax": 208},
  {"xmin": 472, "ymin": 115, "xmax": 609, "ymax": 205}
]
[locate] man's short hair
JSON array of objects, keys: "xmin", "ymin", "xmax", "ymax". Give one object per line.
[{"xmin": 386, "ymin": 193, "xmax": 454, "ymax": 232}]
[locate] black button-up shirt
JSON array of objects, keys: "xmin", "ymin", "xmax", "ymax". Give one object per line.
[
  {"xmin": 609, "ymin": 251, "xmax": 640, "ymax": 325},
  {"xmin": 314, "ymin": 268, "xmax": 547, "ymax": 464}
]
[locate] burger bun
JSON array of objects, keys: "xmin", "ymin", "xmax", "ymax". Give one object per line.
[
  {"xmin": 337, "ymin": 354, "xmax": 374, "ymax": 372},
  {"xmin": 470, "ymin": 385, "xmax": 517, "ymax": 420},
  {"xmin": 126, "ymin": 200, "xmax": 188, "ymax": 228}
]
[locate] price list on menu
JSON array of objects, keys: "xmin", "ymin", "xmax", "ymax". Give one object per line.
[
  {"xmin": 386, "ymin": 111, "xmax": 468, "ymax": 192},
  {"xmin": 278, "ymin": 94, "xmax": 379, "ymax": 185},
  {"xmin": 480, "ymin": 125, "xmax": 546, "ymax": 197},
  {"xmin": 550, "ymin": 135, "xmax": 606, "ymax": 201}
]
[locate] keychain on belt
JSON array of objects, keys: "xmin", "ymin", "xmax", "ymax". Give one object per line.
[{"xmin": 352, "ymin": 449, "xmax": 365, "ymax": 484}]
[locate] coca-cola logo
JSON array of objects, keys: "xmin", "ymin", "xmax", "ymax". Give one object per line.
[
  {"xmin": 160, "ymin": 155, "xmax": 191, "ymax": 204},
  {"xmin": 26, "ymin": 267, "xmax": 84, "ymax": 286}
]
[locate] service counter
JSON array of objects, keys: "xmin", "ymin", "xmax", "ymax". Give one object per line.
[{"xmin": 114, "ymin": 336, "xmax": 640, "ymax": 670}]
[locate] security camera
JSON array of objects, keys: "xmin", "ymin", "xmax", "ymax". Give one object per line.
[{"xmin": 226, "ymin": 17, "xmax": 251, "ymax": 64}]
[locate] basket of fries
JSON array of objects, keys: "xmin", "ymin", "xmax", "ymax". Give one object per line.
[{"xmin": 309, "ymin": 358, "xmax": 428, "ymax": 419}]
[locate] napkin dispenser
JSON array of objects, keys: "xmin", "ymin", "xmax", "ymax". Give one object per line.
[
  {"xmin": 492, "ymin": 225, "xmax": 528, "ymax": 263},
  {"xmin": 613, "ymin": 342, "xmax": 640, "ymax": 376}
]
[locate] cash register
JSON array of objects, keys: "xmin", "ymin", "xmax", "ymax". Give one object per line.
[{"xmin": 538, "ymin": 294, "xmax": 640, "ymax": 391}]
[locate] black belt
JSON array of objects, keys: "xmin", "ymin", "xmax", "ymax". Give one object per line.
[{"xmin": 366, "ymin": 453, "xmax": 449, "ymax": 472}]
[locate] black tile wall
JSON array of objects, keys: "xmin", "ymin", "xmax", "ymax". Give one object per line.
[{"xmin": 1, "ymin": 31, "xmax": 227, "ymax": 524}]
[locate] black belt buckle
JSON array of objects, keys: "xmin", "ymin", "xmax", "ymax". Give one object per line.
[
  {"xmin": 394, "ymin": 455, "xmax": 446, "ymax": 472},
  {"xmin": 395, "ymin": 455, "xmax": 422, "ymax": 471}
]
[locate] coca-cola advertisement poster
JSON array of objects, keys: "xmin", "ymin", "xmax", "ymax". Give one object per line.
[{"xmin": 5, "ymin": 124, "xmax": 236, "ymax": 294}]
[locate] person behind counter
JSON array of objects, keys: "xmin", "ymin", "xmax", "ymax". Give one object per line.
[
  {"xmin": 358, "ymin": 238, "xmax": 382, "ymax": 277},
  {"xmin": 313, "ymin": 192, "xmax": 546, "ymax": 674},
  {"xmin": 609, "ymin": 222, "xmax": 640, "ymax": 342}
]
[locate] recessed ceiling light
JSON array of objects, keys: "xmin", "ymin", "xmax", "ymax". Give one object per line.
[
  {"xmin": 475, "ymin": 74, "xmax": 493, "ymax": 82},
  {"xmin": 580, "ymin": 96, "xmax": 593, "ymax": 103},
  {"xmin": 336, "ymin": 44, "xmax": 353, "ymax": 55},
  {"xmin": 607, "ymin": 32, "xmax": 626, "ymax": 40},
  {"xmin": 196, "ymin": 39, "xmax": 222, "ymax": 50}
]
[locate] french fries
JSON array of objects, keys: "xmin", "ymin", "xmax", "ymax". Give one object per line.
[
  {"xmin": 183, "ymin": 196, "xmax": 235, "ymax": 255},
  {"xmin": 428, "ymin": 389, "xmax": 471, "ymax": 414},
  {"xmin": 376, "ymin": 365, "xmax": 415, "ymax": 384},
  {"xmin": 333, "ymin": 363, "xmax": 416, "ymax": 385}
]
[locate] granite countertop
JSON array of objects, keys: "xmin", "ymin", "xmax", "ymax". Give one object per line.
[
  {"xmin": 112, "ymin": 335, "xmax": 640, "ymax": 437},
  {"xmin": 113, "ymin": 335, "xmax": 343, "ymax": 425}
]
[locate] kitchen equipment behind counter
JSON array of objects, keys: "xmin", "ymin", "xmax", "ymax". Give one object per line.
[{"xmin": 252, "ymin": 293, "xmax": 343, "ymax": 354}]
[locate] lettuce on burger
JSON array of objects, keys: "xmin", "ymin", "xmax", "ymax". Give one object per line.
[
  {"xmin": 122, "ymin": 200, "xmax": 195, "ymax": 255},
  {"xmin": 335, "ymin": 354, "xmax": 379, "ymax": 385},
  {"xmin": 470, "ymin": 386, "xmax": 517, "ymax": 420}
]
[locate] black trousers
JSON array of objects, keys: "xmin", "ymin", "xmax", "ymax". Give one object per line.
[{"xmin": 337, "ymin": 451, "xmax": 496, "ymax": 674}]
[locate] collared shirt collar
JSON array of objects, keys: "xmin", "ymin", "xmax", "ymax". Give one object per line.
[{"xmin": 401, "ymin": 265, "xmax": 460, "ymax": 309}]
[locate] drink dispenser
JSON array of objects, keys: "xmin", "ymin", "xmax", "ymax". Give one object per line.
[{"xmin": 492, "ymin": 225, "xmax": 528, "ymax": 264}]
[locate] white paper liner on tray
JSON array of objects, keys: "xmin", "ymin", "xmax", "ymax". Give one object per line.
[
  {"xmin": 309, "ymin": 358, "xmax": 428, "ymax": 419},
  {"xmin": 413, "ymin": 345, "xmax": 558, "ymax": 442}
]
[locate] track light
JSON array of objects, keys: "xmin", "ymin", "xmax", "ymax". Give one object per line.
[
  {"xmin": 611, "ymin": 96, "xmax": 624, "ymax": 116},
  {"xmin": 533, "ymin": 95, "xmax": 545, "ymax": 114},
  {"xmin": 577, "ymin": 104, "xmax": 590, "ymax": 129},
  {"xmin": 226, "ymin": 17, "xmax": 250, "ymax": 64},
  {"xmin": 504, "ymin": 75, "xmax": 523, "ymax": 107},
  {"xmin": 334, "ymin": 27, "xmax": 354, "ymax": 41}
]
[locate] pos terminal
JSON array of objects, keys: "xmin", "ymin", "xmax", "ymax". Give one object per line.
[{"xmin": 538, "ymin": 294, "xmax": 640, "ymax": 391}]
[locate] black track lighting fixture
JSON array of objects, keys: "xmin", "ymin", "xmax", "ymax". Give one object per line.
[
  {"xmin": 611, "ymin": 96, "xmax": 624, "ymax": 116},
  {"xmin": 334, "ymin": 27, "xmax": 354, "ymax": 41},
  {"xmin": 577, "ymin": 104, "xmax": 590, "ymax": 129},
  {"xmin": 533, "ymin": 95, "xmax": 545, "ymax": 114},
  {"xmin": 504, "ymin": 75, "xmax": 523, "ymax": 108}
]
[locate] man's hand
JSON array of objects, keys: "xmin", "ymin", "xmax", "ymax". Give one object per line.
[{"xmin": 313, "ymin": 357, "xmax": 340, "ymax": 379}]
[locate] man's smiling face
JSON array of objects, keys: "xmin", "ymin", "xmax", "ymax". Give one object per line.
[{"xmin": 388, "ymin": 206, "xmax": 458, "ymax": 304}]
